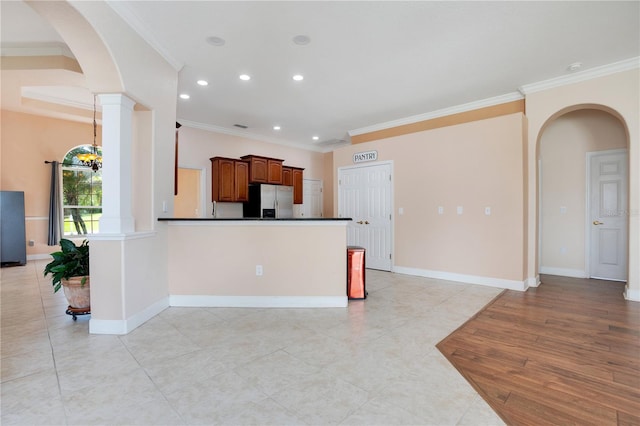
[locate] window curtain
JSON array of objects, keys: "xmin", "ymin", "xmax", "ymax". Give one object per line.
[{"xmin": 47, "ymin": 161, "xmax": 62, "ymax": 246}]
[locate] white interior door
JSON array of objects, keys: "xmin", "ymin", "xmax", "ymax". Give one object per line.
[
  {"xmin": 301, "ymin": 179, "xmax": 323, "ymax": 218},
  {"xmin": 338, "ymin": 163, "xmax": 392, "ymax": 271},
  {"xmin": 589, "ymin": 150, "xmax": 628, "ymax": 281}
]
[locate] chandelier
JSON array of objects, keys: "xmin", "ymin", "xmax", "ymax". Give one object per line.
[{"xmin": 76, "ymin": 95, "xmax": 102, "ymax": 172}]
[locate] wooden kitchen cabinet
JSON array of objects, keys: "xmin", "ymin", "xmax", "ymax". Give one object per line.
[
  {"xmin": 292, "ymin": 167, "xmax": 304, "ymax": 204},
  {"xmin": 282, "ymin": 166, "xmax": 303, "ymax": 203},
  {"xmin": 241, "ymin": 155, "xmax": 284, "ymax": 184},
  {"xmin": 210, "ymin": 157, "xmax": 249, "ymax": 202},
  {"xmin": 282, "ymin": 167, "xmax": 292, "ymax": 186}
]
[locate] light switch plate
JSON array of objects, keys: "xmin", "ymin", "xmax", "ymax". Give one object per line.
[
  {"xmin": 457, "ymin": 206, "xmax": 463, "ymax": 215},
  {"xmin": 438, "ymin": 206, "xmax": 444, "ymax": 215},
  {"xmin": 485, "ymin": 207, "xmax": 491, "ymax": 215}
]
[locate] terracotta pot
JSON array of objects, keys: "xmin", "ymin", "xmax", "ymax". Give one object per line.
[{"xmin": 61, "ymin": 276, "xmax": 91, "ymax": 309}]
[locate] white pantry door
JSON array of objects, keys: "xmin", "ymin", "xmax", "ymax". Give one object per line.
[
  {"xmin": 589, "ymin": 150, "xmax": 628, "ymax": 281},
  {"xmin": 338, "ymin": 163, "xmax": 392, "ymax": 271}
]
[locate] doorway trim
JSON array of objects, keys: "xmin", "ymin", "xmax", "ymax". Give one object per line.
[{"xmin": 585, "ymin": 148, "xmax": 629, "ymax": 281}]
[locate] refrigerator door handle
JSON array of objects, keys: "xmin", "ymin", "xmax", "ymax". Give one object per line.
[{"xmin": 275, "ymin": 199, "xmax": 279, "ymax": 218}]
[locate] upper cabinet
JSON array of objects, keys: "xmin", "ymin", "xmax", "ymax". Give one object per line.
[
  {"xmin": 213, "ymin": 154, "xmax": 304, "ymax": 204},
  {"xmin": 210, "ymin": 157, "xmax": 249, "ymax": 202},
  {"xmin": 241, "ymin": 155, "xmax": 284, "ymax": 185},
  {"xmin": 282, "ymin": 167, "xmax": 292, "ymax": 186},
  {"xmin": 281, "ymin": 166, "xmax": 303, "ymax": 204},
  {"xmin": 291, "ymin": 167, "xmax": 304, "ymax": 204}
]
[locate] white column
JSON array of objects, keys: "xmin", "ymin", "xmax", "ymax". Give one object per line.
[{"xmin": 98, "ymin": 93, "xmax": 136, "ymax": 234}]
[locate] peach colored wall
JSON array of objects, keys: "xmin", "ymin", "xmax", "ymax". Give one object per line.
[
  {"xmin": 323, "ymin": 151, "xmax": 334, "ymax": 218},
  {"xmin": 526, "ymin": 69, "xmax": 639, "ymax": 300},
  {"xmin": 333, "ymin": 113, "xmax": 525, "ymax": 282},
  {"xmin": 0, "ymin": 109, "xmax": 101, "ymax": 256},
  {"xmin": 540, "ymin": 109, "xmax": 627, "ymax": 275},
  {"xmin": 167, "ymin": 222, "xmax": 346, "ymax": 298},
  {"xmin": 176, "ymin": 126, "xmax": 327, "ymax": 215},
  {"xmin": 174, "ymin": 168, "xmax": 200, "ymax": 217}
]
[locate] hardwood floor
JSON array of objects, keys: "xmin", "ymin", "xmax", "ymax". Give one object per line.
[{"xmin": 437, "ymin": 275, "xmax": 640, "ymax": 426}]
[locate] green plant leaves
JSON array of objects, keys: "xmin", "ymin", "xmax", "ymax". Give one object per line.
[{"xmin": 43, "ymin": 238, "xmax": 90, "ymax": 293}]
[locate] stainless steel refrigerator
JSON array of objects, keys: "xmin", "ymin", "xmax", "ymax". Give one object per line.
[
  {"xmin": 1, "ymin": 191, "xmax": 27, "ymax": 266},
  {"xmin": 243, "ymin": 184, "xmax": 293, "ymax": 218}
]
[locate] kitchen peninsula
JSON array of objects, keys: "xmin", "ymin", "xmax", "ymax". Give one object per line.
[{"xmin": 159, "ymin": 218, "xmax": 351, "ymax": 308}]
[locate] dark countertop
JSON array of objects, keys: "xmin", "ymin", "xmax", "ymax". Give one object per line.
[{"xmin": 158, "ymin": 217, "xmax": 352, "ymax": 221}]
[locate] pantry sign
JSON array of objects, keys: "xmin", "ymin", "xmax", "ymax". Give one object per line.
[{"xmin": 353, "ymin": 150, "xmax": 378, "ymax": 164}]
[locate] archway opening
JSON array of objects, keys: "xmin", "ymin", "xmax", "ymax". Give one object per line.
[{"xmin": 538, "ymin": 107, "xmax": 629, "ymax": 281}]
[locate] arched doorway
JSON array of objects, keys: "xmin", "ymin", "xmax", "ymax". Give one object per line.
[{"xmin": 538, "ymin": 107, "xmax": 629, "ymax": 281}]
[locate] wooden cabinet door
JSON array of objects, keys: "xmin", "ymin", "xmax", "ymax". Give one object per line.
[
  {"xmin": 282, "ymin": 167, "xmax": 292, "ymax": 186},
  {"xmin": 292, "ymin": 167, "xmax": 304, "ymax": 204},
  {"xmin": 211, "ymin": 157, "xmax": 235, "ymax": 202},
  {"xmin": 234, "ymin": 160, "xmax": 249, "ymax": 202},
  {"xmin": 267, "ymin": 159, "xmax": 283, "ymax": 184},
  {"xmin": 246, "ymin": 157, "xmax": 268, "ymax": 183}
]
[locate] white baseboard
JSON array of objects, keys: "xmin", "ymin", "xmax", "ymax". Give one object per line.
[
  {"xmin": 526, "ymin": 276, "xmax": 541, "ymax": 288},
  {"xmin": 392, "ymin": 266, "xmax": 527, "ymax": 291},
  {"xmin": 89, "ymin": 297, "xmax": 169, "ymax": 335},
  {"xmin": 539, "ymin": 266, "xmax": 587, "ymax": 278},
  {"xmin": 624, "ymin": 286, "xmax": 640, "ymax": 302},
  {"xmin": 169, "ymin": 295, "xmax": 348, "ymax": 308},
  {"xmin": 27, "ymin": 254, "xmax": 52, "ymax": 261}
]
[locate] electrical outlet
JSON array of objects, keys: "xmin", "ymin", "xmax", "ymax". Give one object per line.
[
  {"xmin": 256, "ymin": 265, "xmax": 263, "ymax": 276},
  {"xmin": 28, "ymin": 240, "xmax": 35, "ymax": 246}
]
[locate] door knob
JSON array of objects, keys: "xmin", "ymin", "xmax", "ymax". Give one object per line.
[
  {"xmin": 593, "ymin": 220, "xmax": 604, "ymax": 225},
  {"xmin": 357, "ymin": 220, "xmax": 364, "ymax": 224},
  {"xmin": 364, "ymin": 221, "xmax": 370, "ymax": 225}
]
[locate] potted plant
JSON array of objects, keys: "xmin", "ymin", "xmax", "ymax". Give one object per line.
[{"xmin": 43, "ymin": 238, "xmax": 91, "ymax": 312}]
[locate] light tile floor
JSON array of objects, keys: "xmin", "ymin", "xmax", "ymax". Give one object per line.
[{"xmin": 1, "ymin": 260, "xmax": 506, "ymax": 426}]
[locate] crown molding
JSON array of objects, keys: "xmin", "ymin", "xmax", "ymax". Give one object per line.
[
  {"xmin": 21, "ymin": 88, "xmax": 96, "ymax": 112},
  {"xmin": 106, "ymin": 1, "xmax": 183, "ymax": 71},
  {"xmin": 0, "ymin": 42, "xmax": 75, "ymax": 58},
  {"xmin": 349, "ymin": 92, "xmax": 524, "ymax": 137},
  {"xmin": 177, "ymin": 120, "xmax": 328, "ymax": 153},
  {"xmin": 519, "ymin": 56, "xmax": 640, "ymax": 95}
]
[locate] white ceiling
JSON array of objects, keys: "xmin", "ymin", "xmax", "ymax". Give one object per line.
[{"xmin": 2, "ymin": 1, "xmax": 639, "ymax": 150}]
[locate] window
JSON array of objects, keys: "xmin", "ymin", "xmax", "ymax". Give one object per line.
[{"xmin": 62, "ymin": 146, "xmax": 103, "ymax": 235}]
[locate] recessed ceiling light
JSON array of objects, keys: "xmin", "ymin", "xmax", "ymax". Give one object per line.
[
  {"xmin": 567, "ymin": 62, "xmax": 582, "ymax": 72},
  {"xmin": 179, "ymin": 93, "xmax": 190, "ymax": 99},
  {"xmin": 197, "ymin": 80, "xmax": 208, "ymax": 86},
  {"xmin": 312, "ymin": 136, "xmax": 319, "ymax": 141},
  {"xmin": 293, "ymin": 74, "xmax": 304, "ymax": 81},
  {"xmin": 239, "ymin": 74, "xmax": 251, "ymax": 81},
  {"xmin": 273, "ymin": 125, "xmax": 281, "ymax": 130},
  {"xmin": 293, "ymin": 35, "xmax": 311, "ymax": 45},
  {"xmin": 206, "ymin": 36, "xmax": 225, "ymax": 46}
]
